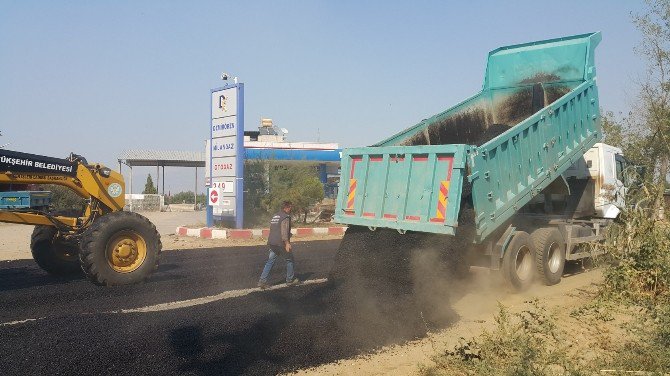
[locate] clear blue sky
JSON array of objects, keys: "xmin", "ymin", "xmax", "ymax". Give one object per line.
[{"xmin": 0, "ymin": 1, "xmax": 648, "ymax": 193}]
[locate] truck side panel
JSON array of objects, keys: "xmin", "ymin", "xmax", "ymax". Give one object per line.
[
  {"xmin": 0, "ymin": 191, "xmax": 52, "ymax": 209},
  {"xmin": 335, "ymin": 144, "xmax": 471, "ymax": 235},
  {"xmin": 470, "ymin": 81, "xmax": 601, "ymax": 241}
]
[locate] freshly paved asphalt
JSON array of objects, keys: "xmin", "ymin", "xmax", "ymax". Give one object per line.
[{"xmin": 0, "ymin": 241, "xmax": 346, "ymax": 376}]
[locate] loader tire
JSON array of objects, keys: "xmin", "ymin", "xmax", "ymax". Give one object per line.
[
  {"xmin": 531, "ymin": 227, "xmax": 565, "ymax": 286},
  {"xmin": 79, "ymin": 211, "xmax": 161, "ymax": 286},
  {"xmin": 501, "ymin": 231, "xmax": 535, "ymax": 291},
  {"xmin": 31, "ymin": 226, "xmax": 81, "ymax": 276}
]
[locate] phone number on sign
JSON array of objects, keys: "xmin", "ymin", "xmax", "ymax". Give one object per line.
[{"xmin": 214, "ymin": 163, "xmax": 233, "ymax": 171}]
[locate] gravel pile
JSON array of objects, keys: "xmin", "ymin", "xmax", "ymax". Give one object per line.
[
  {"xmin": 401, "ymin": 108, "xmax": 497, "ymax": 146},
  {"xmin": 401, "ymin": 73, "xmax": 571, "ymax": 148}
]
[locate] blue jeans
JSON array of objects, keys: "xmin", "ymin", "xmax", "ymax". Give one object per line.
[{"xmin": 259, "ymin": 247, "xmax": 294, "ymax": 283}]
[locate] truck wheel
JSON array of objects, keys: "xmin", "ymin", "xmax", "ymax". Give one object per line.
[
  {"xmin": 531, "ymin": 227, "xmax": 565, "ymax": 286},
  {"xmin": 31, "ymin": 226, "xmax": 81, "ymax": 276},
  {"xmin": 501, "ymin": 231, "xmax": 535, "ymax": 291},
  {"xmin": 79, "ymin": 211, "xmax": 161, "ymax": 286}
]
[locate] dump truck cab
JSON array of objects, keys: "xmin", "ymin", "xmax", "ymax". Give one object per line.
[{"xmin": 537, "ymin": 142, "xmax": 626, "ymax": 219}]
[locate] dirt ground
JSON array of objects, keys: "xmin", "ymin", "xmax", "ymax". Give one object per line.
[
  {"xmin": 289, "ymin": 267, "xmax": 610, "ymax": 375},
  {"xmin": 0, "ymin": 211, "xmax": 617, "ymax": 375}
]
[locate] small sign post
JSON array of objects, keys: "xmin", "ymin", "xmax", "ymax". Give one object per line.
[{"xmin": 207, "ymin": 83, "xmax": 244, "ymax": 228}]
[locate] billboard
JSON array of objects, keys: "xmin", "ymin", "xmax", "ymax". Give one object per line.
[{"xmin": 208, "ymin": 83, "xmax": 244, "ymax": 228}]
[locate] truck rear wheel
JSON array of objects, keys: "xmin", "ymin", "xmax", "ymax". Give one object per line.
[
  {"xmin": 79, "ymin": 211, "xmax": 161, "ymax": 286},
  {"xmin": 531, "ymin": 227, "xmax": 565, "ymax": 286},
  {"xmin": 501, "ymin": 231, "xmax": 535, "ymax": 291},
  {"xmin": 31, "ymin": 226, "xmax": 81, "ymax": 276}
]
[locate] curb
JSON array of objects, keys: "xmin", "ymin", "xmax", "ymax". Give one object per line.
[{"xmin": 175, "ymin": 226, "xmax": 347, "ymax": 240}]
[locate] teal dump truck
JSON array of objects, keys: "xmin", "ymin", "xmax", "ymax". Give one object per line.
[
  {"xmin": 335, "ymin": 32, "xmax": 626, "ymax": 290},
  {"xmin": 0, "ymin": 191, "xmax": 52, "ymax": 210}
]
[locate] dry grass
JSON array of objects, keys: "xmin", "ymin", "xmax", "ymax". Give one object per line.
[{"xmin": 422, "ymin": 188, "xmax": 670, "ymax": 375}]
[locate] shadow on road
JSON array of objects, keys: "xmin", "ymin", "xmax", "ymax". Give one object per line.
[
  {"xmin": 563, "ymin": 259, "xmax": 599, "ymax": 277},
  {"xmin": 0, "ymin": 252, "xmax": 191, "ymax": 292},
  {"xmin": 0, "ymin": 265, "xmax": 84, "ymax": 291},
  {"xmin": 164, "ymin": 228, "xmax": 466, "ymax": 375}
]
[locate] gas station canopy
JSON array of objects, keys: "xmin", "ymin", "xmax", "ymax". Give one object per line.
[{"xmin": 118, "ymin": 150, "xmax": 205, "ymax": 168}]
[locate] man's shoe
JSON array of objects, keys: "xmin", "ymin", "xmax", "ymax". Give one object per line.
[
  {"xmin": 257, "ymin": 281, "xmax": 270, "ymax": 290},
  {"xmin": 286, "ymin": 278, "xmax": 301, "ymax": 286}
]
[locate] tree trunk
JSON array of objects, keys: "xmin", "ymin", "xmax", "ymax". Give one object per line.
[{"xmin": 654, "ymin": 155, "xmax": 669, "ymax": 220}]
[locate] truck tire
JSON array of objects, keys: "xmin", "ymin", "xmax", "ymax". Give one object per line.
[
  {"xmin": 31, "ymin": 226, "xmax": 81, "ymax": 276},
  {"xmin": 501, "ymin": 231, "xmax": 535, "ymax": 291},
  {"xmin": 531, "ymin": 227, "xmax": 565, "ymax": 286},
  {"xmin": 79, "ymin": 211, "xmax": 161, "ymax": 286}
]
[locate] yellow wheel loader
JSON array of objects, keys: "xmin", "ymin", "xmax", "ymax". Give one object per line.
[{"xmin": 0, "ymin": 149, "xmax": 161, "ymax": 286}]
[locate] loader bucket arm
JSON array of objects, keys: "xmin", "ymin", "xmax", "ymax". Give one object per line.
[{"xmin": 0, "ymin": 149, "xmax": 125, "ymax": 227}]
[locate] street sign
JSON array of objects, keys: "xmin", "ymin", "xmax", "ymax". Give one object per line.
[
  {"xmin": 208, "ymin": 188, "xmax": 221, "ymax": 206},
  {"xmin": 211, "ymin": 137, "xmax": 238, "ymax": 158},
  {"xmin": 211, "ymin": 156, "xmax": 237, "ymax": 178},
  {"xmin": 212, "ymin": 117, "xmax": 238, "ymax": 138},
  {"xmin": 211, "ymin": 179, "xmax": 235, "ymax": 194},
  {"xmin": 213, "ymin": 197, "xmax": 236, "ymax": 216},
  {"xmin": 211, "ymin": 88, "xmax": 237, "ymax": 119}
]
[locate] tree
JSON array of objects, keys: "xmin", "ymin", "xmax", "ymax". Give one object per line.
[
  {"xmin": 601, "ymin": 110, "xmax": 655, "ymax": 183},
  {"xmin": 632, "ymin": 0, "xmax": 670, "ymax": 216},
  {"xmin": 601, "ymin": 110, "xmax": 625, "ymax": 148},
  {"xmin": 142, "ymin": 174, "xmax": 157, "ymax": 194},
  {"xmin": 243, "ymin": 160, "xmax": 270, "ymax": 227},
  {"xmin": 45, "ymin": 184, "xmax": 86, "ymax": 213},
  {"xmin": 166, "ymin": 191, "xmax": 205, "ymax": 204},
  {"xmin": 263, "ymin": 164, "xmax": 325, "ymax": 223}
]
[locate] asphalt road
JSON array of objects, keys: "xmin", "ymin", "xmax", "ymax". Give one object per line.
[{"xmin": 0, "ymin": 241, "xmax": 347, "ymax": 376}]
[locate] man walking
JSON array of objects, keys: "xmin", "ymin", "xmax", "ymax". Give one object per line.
[{"xmin": 258, "ymin": 201, "xmax": 300, "ymax": 289}]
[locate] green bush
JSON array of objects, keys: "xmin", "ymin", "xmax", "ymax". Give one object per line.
[
  {"xmin": 590, "ymin": 185, "xmax": 670, "ymax": 373},
  {"xmin": 165, "ymin": 191, "xmax": 206, "ymax": 205},
  {"xmin": 45, "ymin": 184, "xmax": 86, "ymax": 213},
  {"xmin": 423, "ymin": 300, "xmax": 581, "ymax": 376},
  {"xmin": 263, "ymin": 164, "xmax": 324, "ymax": 224},
  {"xmin": 243, "ymin": 160, "xmax": 270, "ymax": 228},
  {"xmin": 598, "ymin": 303, "xmax": 670, "ymax": 373},
  {"xmin": 597, "ymin": 189, "xmax": 670, "ymax": 304}
]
